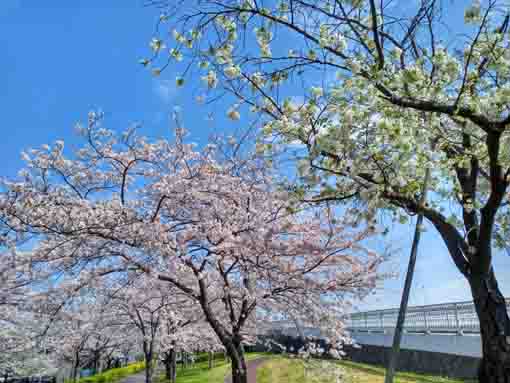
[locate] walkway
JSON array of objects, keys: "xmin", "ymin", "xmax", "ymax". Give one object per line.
[
  {"xmin": 224, "ymin": 358, "xmax": 269, "ymax": 383},
  {"xmin": 118, "ymin": 372, "xmax": 146, "ymax": 383}
]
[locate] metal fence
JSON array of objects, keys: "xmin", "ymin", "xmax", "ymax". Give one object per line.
[
  {"xmin": 1, "ymin": 377, "xmax": 56, "ymax": 383},
  {"xmin": 346, "ymin": 299, "xmax": 510, "ymax": 335}
]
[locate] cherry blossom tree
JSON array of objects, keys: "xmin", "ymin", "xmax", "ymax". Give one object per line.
[
  {"xmin": 40, "ymin": 290, "xmax": 135, "ymax": 381},
  {"xmin": 0, "ymin": 310, "xmax": 56, "ymax": 379},
  {"xmin": 158, "ymin": 304, "xmax": 219, "ymax": 382},
  {"xmin": 0, "ymin": 117, "xmax": 382, "ymax": 383},
  {"xmin": 0, "ymin": 251, "xmax": 59, "ymax": 378},
  {"xmin": 0, "ymin": 249, "xmax": 140, "ymax": 380},
  {"xmin": 101, "ymin": 275, "xmax": 206, "ymax": 383},
  {"xmin": 142, "ymin": 1, "xmax": 510, "ymax": 380},
  {"xmin": 1, "ymin": 254, "xmax": 24, "ymax": 377},
  {"xmin": 159, "ymin": 320, "xmax": 221, "ymax": 382}
]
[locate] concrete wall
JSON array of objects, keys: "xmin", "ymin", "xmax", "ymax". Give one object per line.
[
  {"xmin": 343, "ymin": 343, "xmax": 480, "ymax": 379},
  {"xmin": 351, "ymin": 331, "xmax": 482, "ymax": 357}
]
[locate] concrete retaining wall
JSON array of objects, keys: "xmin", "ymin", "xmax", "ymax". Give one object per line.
[{"xmin": 343, "ymin": 343, "xmax": 480, "ymax": 379}]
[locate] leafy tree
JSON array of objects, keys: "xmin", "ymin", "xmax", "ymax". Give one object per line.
[{"xmin": 142, "ymin": 0, "xmax": 510, "ymax": 380}]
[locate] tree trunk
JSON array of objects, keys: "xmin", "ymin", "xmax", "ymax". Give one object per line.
[
  {"xmin": 228, "ymin": 341, "xmax": 247, "ymax": 383},
  {"xmin": 469, "ymin": 268, "xmax": 510, "ymax": 382},
  {"xmin": 164, "ymin": 353, "xmax": 171, "ymax": 380},
  {"xmin": 163, "ymin": 349, "xmax": 177, "ymax": 383},
  {"xmin": 143, "ymin": 341, "xmax": 154, "ymax": 383},
  {"xmin": 93, "ymin": 352, "xmax": 99, "ymax": 375},
  {"xmin": 71, "ymin": 352, "xmax": 80, "ymax": 382},
  {"xmin": 170, "ymin": 349, "xmax": 177, "ymax": 383},
  {"xmin": 145, "ymin": 364, "xmax": 153, "ymax": 383},
  {"xmin": 208, "ymin": 351, "xmax": 213, "ymax": 369},
  {"xmin": 97, "ymin": 358, "xmax": 102, "ymax": 374}
]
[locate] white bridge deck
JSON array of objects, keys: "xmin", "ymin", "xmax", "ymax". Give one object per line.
[
  {"xmin": 346, "ymin": 299, "xmax": 510, "ymax": 335},
  {"xmin": 264, "ymin": 299, "xmax": 509, "ymax": 357}
]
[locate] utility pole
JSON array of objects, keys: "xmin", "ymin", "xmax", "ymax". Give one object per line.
[{"xmin": 385, "ymin": 168, "xmax": 430, "ymax": 383}]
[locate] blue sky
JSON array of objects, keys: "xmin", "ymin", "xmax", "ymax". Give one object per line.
[{"xmin": 1, "ymin": 1, "xmax": 509, "ymax": 313}]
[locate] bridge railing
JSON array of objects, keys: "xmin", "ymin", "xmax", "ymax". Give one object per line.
[{"xmin": 346, "ymin": 299, "xmax": 510, "ymax": 335}]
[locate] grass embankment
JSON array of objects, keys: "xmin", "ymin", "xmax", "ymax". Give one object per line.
[
  {"xmin": 257, "ymin": 357, "xmax": 477, "ymax": 383},
  {"xmin": 156, "ymin": 353, "xmax": 269, "ymax": 383},
  {"xmin": 69, "ymin": 362, "xmax": 145, "ymax": 383},
  {"xmin": 152, "ymin": 353, "xmax": 479, "ymax": 383}
]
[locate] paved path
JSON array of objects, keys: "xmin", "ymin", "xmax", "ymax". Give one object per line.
[
  {"xmin": 119, "ymin": 372, "xmax": 146, "ymax": 383},
  {"xmin": 224, "ymin": 358, "xmax": 269, "ymax": 383}
]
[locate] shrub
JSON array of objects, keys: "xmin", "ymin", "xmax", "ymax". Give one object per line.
[{"xmin": 65, "ymin": 362, "xmax": 146, "ymax": 383}]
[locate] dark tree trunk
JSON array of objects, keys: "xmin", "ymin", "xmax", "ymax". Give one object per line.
[
  {"xmin": 227, "ymin": 340, "xmax": 247, "ymax": 383},
  {"xmin": 469, "ymin": 268, "xmax": 510, "ymax": 382},
  {"xmin": 163, "ymin": 349, "xmax": 177, "ymax": 383},
  {"xmin": 143, "ymin": 341, "xmax": 154, "ymax": 383},
  {"xmin": 145, "ymin": 363, "xmax": 153, "ymax": 383},
  {"xmin": 92, "ymin": 360, "xmax": 96, "ymax": 375},
  {"xmin": 425, "ymin": 185, "xmax": 510, "ymax": 383},
  {"xmin": 208, "ymin": 351, "xmax": 213, "ymax": 369},
  {"xmin": 170, "ymin": 349, "xmax": 177, "ymax": 383},
  {"xmin": 164, "ymin": 353, "xmax": 171, "ymax": 380},
  {"xmin": 71, "ymin": 352, "xmax": 80, "ymax": 382}
]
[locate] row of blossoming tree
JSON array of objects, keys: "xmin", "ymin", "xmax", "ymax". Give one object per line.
[
  {"xmin": 0, "ymin": 114, "xmax": 382, "ymax": 383},
  {"xmin": 139, "ymin": 0, "xmax": 510, "ymax": 381}
]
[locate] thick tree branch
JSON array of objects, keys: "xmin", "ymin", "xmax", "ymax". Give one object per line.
[{"xmin": 385, "ymin": 191, "xmax": 471, "ymax": 277}]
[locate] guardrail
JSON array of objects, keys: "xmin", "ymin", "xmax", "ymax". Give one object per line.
[
  {"xmin": 346, "ymin": 299, "xmax": 510, "ymax": 335},
  {"xmin": 1, "ymin": 377, "xmax": 56, "ymax": 383}
]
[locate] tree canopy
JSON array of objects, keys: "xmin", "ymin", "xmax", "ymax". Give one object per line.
[
  {"xmin": 140, "ymin": 1, "xmax": 510, "ymax": 380},
  {"xmin": 0, "ymin": 115, "xmax": 382, "ymax": 382}
]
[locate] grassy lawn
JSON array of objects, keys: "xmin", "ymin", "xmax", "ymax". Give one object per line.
[
  {"xmin": 256, "ymin": 357, "xmax": 477, "ymax": 383},
  {"xmin": 155, "ymin": 353, "xmax": 477, "ymax": 383},
  {"xmin": 156, "ymin": 352, "xmax": 269, "ymax": 383},
  {"xmin": 338, "ymin": 360, "xmax": 477, "ymax": 383}
]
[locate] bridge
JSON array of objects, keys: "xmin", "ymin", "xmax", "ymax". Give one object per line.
[
  {"xmin": 346, "ymin": 298, "xmax": 510, "ymax": 335},
  {"xmin": 263, "ymin": 299, "xmax": 510, "ymax": 358}
]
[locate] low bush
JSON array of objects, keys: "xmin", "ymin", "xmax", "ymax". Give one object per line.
[{"xmin": 66, "ymin": 362, "xmax": 145, "ymax": 383}]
